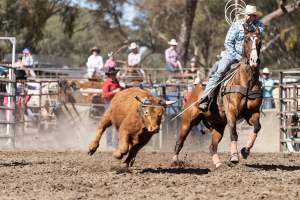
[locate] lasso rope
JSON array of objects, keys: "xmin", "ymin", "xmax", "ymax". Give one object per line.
[
  {"xmin": 171, "ymin": 69, "xmax": 239, "ymax": 121},
  {"xmin": 225, "ymin": 0, "xmax": 246, "ymax": 25}
]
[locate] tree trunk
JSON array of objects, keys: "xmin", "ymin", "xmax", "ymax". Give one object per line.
[{"xmin": 177, "ymin": 0, "xmax": 198, "ymax": 66}]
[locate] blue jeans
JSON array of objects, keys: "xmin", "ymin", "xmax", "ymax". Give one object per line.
[
  {"xmin": 165, "ymin": 63, "xmax": 179, "ymax": 73},
  {"xmin": 262, "ymin": 98, "xmax": 275, "ymax": 109},
  {"xmin": 202, "ymin": 57, "xmax": 238, "ymax": 98}
]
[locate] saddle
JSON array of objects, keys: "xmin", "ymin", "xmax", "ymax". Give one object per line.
[{"xmin": 207, "ymin": 63, "xmax": 262, "ymax": 111}]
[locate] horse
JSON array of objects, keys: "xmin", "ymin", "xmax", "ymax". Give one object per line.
[{"xmin": 172, "ymin": 26, "xmax": 263, "ymax": 168}]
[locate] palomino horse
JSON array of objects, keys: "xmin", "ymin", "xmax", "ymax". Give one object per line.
[{"xmin": 172, "ymin": 27, "xmax": 263, "ymax": 168}]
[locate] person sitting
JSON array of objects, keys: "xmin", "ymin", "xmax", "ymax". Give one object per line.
[
  {"xmin": 126, "ymin": 42, "xmax": 145, "ymax": 82},
  {"xmin": 165, "ymin": 39, "xmax": 183, "ymax": 74},
  {"xmin": 102, "ymin": 67, "xmax": 121, "ymax": 148},
  {"xmin": 198, "ymin": 5, "xmax": 264, "ymax": 111},
  {"xmin": 104, "ymin": 51, "xmax": 117, "ymax": 69},
  {"xmin": 86, "ymin": 46, "xmax": 103, "ymax": 78},
  {"xmin": 128, "ymin": 42, "xmax": 141, "ymax": 67},
  {"xmin": 261, "ymin": 67, "xmax": 275, "ymax": 109},
  {"xmin": 22, "ymin": 48, "xmax": 34, "ymax": 68}
]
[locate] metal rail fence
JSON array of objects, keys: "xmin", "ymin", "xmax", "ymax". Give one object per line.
[{"xmin": 279, "ymin": 71, "xmax": 300, "ymax": 152}]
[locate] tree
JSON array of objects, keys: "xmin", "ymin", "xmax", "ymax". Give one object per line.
[{"xmin": 177, "ymin": 0, "xmax": 198, "ymax": 66}]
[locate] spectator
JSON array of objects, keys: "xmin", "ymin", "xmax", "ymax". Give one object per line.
[
  {"xmin": 15, "ymin": 54, "xmax": 36, "ymax": 78},
  {"xmin": 261, "ymin": 67, "xmax": 275, "ymax": 109},
  {"xmin": 102, "ymin": 67, "xmax": 121, "ymax": 148},
  {"xmin": 104, "ymin": 52, "xmax": 117, "ymax": 68},
  {"xmin": 86, "ymin": 46, "xmax": 103, "ymax": 78},
  {"xmin": 186, "ymin": 57, "xmax": 198, "ymax": 75},
  {"xmin": 165, "ymin": 39, "xmax": 183, "ymax": 74},
  {"xmin": 128, "ymin": 42, "xmax": 141, "ymax": 67},
  {"xmin": 126, "ymin": 42, "xmax": 145, "ymax": 81},
  {"xmin": 22, "ymin": 48, "xmax": 34, "ymax": 68}
]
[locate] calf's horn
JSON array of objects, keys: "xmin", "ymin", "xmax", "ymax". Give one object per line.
[{"xmin": 134, "ymin": 96, "xmax": 144, "ymax": 104}]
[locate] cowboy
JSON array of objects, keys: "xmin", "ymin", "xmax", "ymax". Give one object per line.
[
  {"xmin": 165, "ymin": 39, "xmax": 183, "ymax": 73},
  {"xmin": 261, "ymin": 67, "xmax": 275, "ymax": 109},
  {"xmin": 127, "ymin": 42, "xmax": 145, "ymax": 78},
  {"xmin": 128, "ymin": 42, "xmax": 141, "ymax": 67},
  {"xmin": 86, "ymin": 46, "xmax": 103, "ymax": 78},
  {"xmin": 199, "ymin": 5, "xmax": 264, "ymax": 111},
  {"xmin": 208, "ymin": 51, "xmax": 226, "ymax": 78},
  {"xmin": 102, "ymin": 67, "xmax": 121, "ymax": 148}
]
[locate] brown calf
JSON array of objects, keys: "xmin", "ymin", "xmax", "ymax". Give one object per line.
[{"xmin": 88, "ymin": 87, "xmax": 169, "ymax": 169}]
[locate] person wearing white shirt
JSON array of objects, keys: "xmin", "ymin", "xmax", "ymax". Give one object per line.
[
  {"xmin": 86, "ymin": 47, "xmax": 103, "ymax": 78},
  {"xmin": 22, "ymin": 48, "xmax": 34, "ymax": 67},
  {"xmin": 128, "ymin": 42, "xmax": 141, "ymax": 67}
]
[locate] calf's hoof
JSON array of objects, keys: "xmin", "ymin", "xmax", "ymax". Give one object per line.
[
  {"xmin": 88, "ymin": 142, "xmax": 99, "ymax": 156},
  {"xmin": 229, "ymin": 153, "xmax": 239, "ymax": 164},
  {"xmin": 113, "ymin": 150, "xmax": 124, "ymax": 160},
  {"xmin": 215, "ymin": 162, "xmax": 223, "ymax": 169},
  {"xmin": 240, "ymin": 147, "xmax": 250, "ymax": 159}
]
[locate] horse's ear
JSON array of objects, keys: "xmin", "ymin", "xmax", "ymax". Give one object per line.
[{"xmin": 255, "ymin": 27, "xmax": 260, "ymax": 35}]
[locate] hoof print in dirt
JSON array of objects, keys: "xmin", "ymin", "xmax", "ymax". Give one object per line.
[{"xmin": 171, "ymin": 160, "xmax": 187, "ymax": 168}]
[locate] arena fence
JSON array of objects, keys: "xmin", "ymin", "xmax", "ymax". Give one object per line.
[
  {"xmin": 1, "ymin": 64, "xmax": 297, "ymax": 152},
  {"xmin": 0, "ymin": 37, "xmax": 16, "ymax": 148},
  {"xmin": 279, "ymin": 71, "xmax": 300, "ymax": 152}
]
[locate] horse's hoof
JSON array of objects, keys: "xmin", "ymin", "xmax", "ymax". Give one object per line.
[
  {"xmin": 215, "ymin": 162, "xmax": 223, "ymax": 169},
  {"xmin": 115, "ymin": 163, "xmax": 131, "ymax": 174},
  {"xmin": 241, "ymin": 147, "xmax": 250, "ymax": 159},
  {"xmin": 171, "ymin": 160, "xmax": 186, "ymax": 167},
  {"xmin": 229, "ymin": 153, "xmax": 239, "ymax": 164}
]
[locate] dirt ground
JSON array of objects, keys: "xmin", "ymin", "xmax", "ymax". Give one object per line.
[{"xmin": 0, "ymin": 151, "xmax": 300, "ymax": 200}]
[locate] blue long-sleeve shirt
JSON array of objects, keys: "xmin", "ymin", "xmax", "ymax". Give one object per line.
[
  {"xmin": 224, "ymin": 19, "xmax": 264, "ymax": 61},
  {"xmin": 262, "ymin": 78, "xmax": 275, "ymax": 98}
]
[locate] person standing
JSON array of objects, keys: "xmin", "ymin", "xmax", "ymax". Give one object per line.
[
  {"xmin": 165, "ymin": 39, "xmax": 183, "ymax": 74},
  {"xmin": 102, "ymin": 67, "xmax": 121, "ymax": 148},
  {"xmin": 86, "ymin": 47, "xmax": 103, "ymax": 78},
  {"xmin": 261, "ymin": 67, "xmax": 275, "ymax": 109}
]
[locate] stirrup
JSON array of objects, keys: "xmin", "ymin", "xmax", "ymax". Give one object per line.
[{"xmin": 199, "ymin": 101, "xmax": 209, "ymax": 112}]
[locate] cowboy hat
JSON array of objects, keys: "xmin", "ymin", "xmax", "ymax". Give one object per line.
[
  {"xmin": 90, "ymin": 46, "xmax": 100, "ymax": 52},
  {"xmin": 108, "ymin": 51, "xmax": 114, "ymax": 57},
  {"xmin": 241, "ymin": 5, "xmax": 263, "ymax": 17},
  {"xmin": 104, "ymin": 67, "xmax": 119, "ymax": 75},
  {"xmin": 22, "ymin": 48, "xmax": 30, "ymax": 54},
  {"xmin": 168, "ymin": 39, "xmax": 178, "ymax": 46},
  {"xmin": 191, "ymin": 57, "xmax": 197, "ymax": 63},
  {"xmin": 129, "ymin": 42, "xmax": 138, "ymax": 50},
  {"xmin": 262, "ymin": 68, "xmax": 270, "ymax": 74}
]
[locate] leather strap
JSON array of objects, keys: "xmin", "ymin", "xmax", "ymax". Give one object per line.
[{"xmin": 222, "ymin": 85, "xmax": 262, "ymax": 99}]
